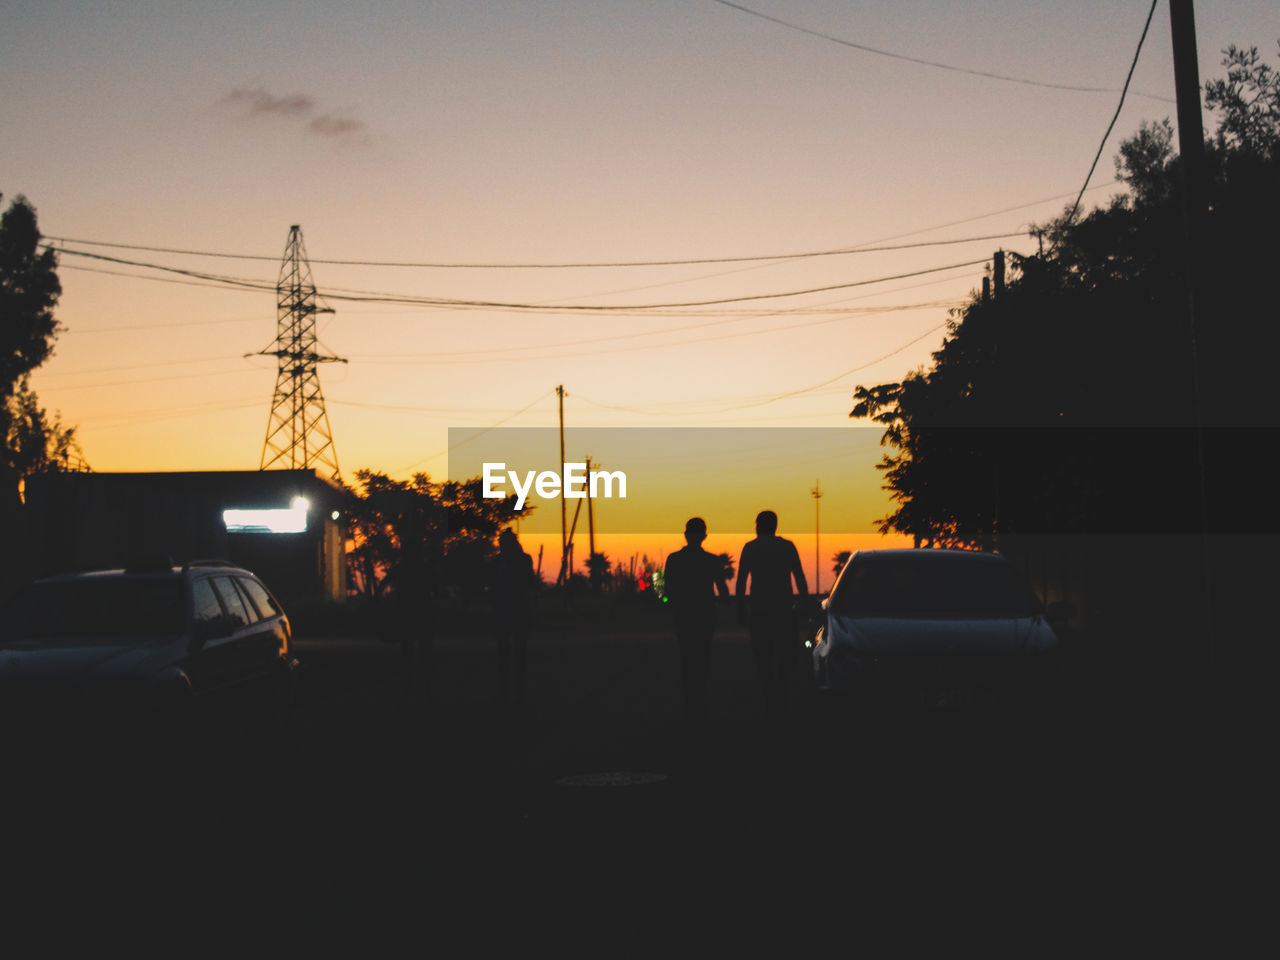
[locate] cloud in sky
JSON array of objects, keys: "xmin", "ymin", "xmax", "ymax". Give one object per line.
[
  {"xmin": 308, "ymin": 114, "xmax": 364, "ymax": 136},
  {"xmin": 223, "ymin": 86, "xmax": 367, "ymax": 139}
]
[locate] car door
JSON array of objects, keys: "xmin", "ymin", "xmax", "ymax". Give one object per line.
[
  {"xmin": 234, "ymin": 575, "xmax": 289, "ymax": 658},
  {"xmin": 226, "ymin": 575, "xmax": 289, "ymax": 690},
  {"xmin": 185, "ymin": 576, "xmax": 242, "ymax": 703},
  {"xmin": 205, "ymin": 575, "xmax": 267, "ymax": 704}
]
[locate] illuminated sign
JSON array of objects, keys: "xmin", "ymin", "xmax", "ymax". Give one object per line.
[{"xmin": 223, "ymin": 497, "xmax": 310, "ymax": 534}]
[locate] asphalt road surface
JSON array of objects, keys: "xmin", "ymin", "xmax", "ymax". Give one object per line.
[
  {"xmin": 280, "ymin": 626, "xmax": 1224, "ymax": 954},
  {"xmin": 7, "ymin": 622, "xmax": 1233, "ymax": 954}
]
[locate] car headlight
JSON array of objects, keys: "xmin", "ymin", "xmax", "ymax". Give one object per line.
[{"xmin": 806, "ymin": 625, "xmax": 823, "ymax": 650}]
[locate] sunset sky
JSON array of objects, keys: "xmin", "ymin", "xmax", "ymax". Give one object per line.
[{"xmin": 3, "ymin": 1, "xmax": 1274, "ymax": 585}]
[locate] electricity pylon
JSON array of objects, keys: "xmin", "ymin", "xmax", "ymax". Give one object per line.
[{"xmin": 254, "ymin": 225, "xmax": 347, "ymax": 479}]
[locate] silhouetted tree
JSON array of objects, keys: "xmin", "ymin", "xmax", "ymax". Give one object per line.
[
  {"xmin": 832, "ymin": 551, "xmax": 850, "ymax": 576},
  {"xmin": 6, "ymin": 377, "xmax": 81, "ymax": 484},
  {"xmin": 344, "ymin": 469, "xmax": 526, "ymax": 607},
  {"xmin": 344, "ymin": 471, "xmax": 437, "ymax": 604},
  {"xmin": 716, "ymin": 552, "xmax": 734, "ymax": 582},
  {"xmin": 586, "ymin": 551, "xmax": 612, "ymax": 592},
  {"xmin": 848, "ymin": 45, "xmax": 1280, "ymax": 666},
  {"xmin": 850, "ymin": 44, "xmax": 1280, "ymax": 548},
  {"xmin": 1204, "ymin": 43, "xmax": 1280, "ymax": 160},
  {"xmin": 1, "ymin": 194, "xmax": 80, "ymax": 514}
]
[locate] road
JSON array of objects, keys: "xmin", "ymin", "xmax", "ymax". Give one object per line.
[
  {"xmin": 5, "ymin": 622, "xmax": 1228, "ymax": 953},
  {"xmin": 276, "ymin": 626, "xmax": 1222, "ymax": 954},
  {"xmin": 285, "ymin": 627, "xmax": 815, "ymax": 952}
]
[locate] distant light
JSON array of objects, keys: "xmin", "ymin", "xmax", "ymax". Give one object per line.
[
  {"xmin": 223, "ymin": 497, "xmax": 310, "ymax": 534},
  {"xmin": 331, "ymin": 510, "xmax": 341, "ymax": 521}
]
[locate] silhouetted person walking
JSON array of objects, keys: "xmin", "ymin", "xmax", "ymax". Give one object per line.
[
  {"xmin": 664, "ymin": 517, "xmax": 730, "ymax": 725},
  {"xmin": 493, "ymin": 529, "xmax": 535, "ymax": 708},
  {"xmin": 735, "ymin": 510, "xmax": 808, "ymax": 727}
]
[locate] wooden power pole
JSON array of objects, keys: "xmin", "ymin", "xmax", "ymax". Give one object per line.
[
  {"xmin": 811, "ymin": 479, "xmax": 823, "ymax": 594},
  {"xmin": 557, "ymin": 384, "xmax": 567, "ymax": 586},
  {"xmin": 1168, "ymin": 0, "xmax": 1214, "ymax": 661}
]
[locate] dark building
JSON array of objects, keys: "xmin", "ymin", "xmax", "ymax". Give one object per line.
[{"xmin": 19, "ymin": 470, "xmax": 348, "ymax": 606}]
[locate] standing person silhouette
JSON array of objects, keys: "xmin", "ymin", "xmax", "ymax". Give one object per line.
[
  {"xmin": 493, "ymin": 529, "xmax": 536, "ymax": 709},
  {"xmin": 735, "ymin": 510, "xmax": 808, "ymax": 727},
  {"xmin": 664, "ymin": 517, "xmax": 730, "ymax": 725}
]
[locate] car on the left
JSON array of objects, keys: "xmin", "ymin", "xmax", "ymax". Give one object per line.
[{"xmin": 0, "ymin": 558, "xmax": 299, "ymax": 757}]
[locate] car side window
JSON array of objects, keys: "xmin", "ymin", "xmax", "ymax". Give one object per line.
[
  {"xmin": 226, "ymin": 578, "xmax": 263, "ymax": 624},
  {"xmin": 192, "ymin": 578, "xmax": 224, "ymax": 633},
  {"xmin": 237, "ymin": 576, "xmax": 280, "ymax": 620},
  {"xmin": 210, "ymin": 576, "xmax": 251, "ymax": 630}
]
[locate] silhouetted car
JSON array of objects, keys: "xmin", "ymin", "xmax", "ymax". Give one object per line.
[
  {"xmin": 0, "ymin": 559, "xmax": 299, "ymax": 754},
  {"xmin": 811, "ymin": 548, "xmax": 1063, "ymax": 714}
]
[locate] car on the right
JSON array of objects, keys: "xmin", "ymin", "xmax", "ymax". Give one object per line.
[{"xmin": 811, "ymin": 548, "xmax": 1066, "ymax": 717}]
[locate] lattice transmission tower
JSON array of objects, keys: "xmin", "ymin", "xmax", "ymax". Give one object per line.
[{"xmin": 254, "ymin": 225, "xmax": 347, "ymax": 479}]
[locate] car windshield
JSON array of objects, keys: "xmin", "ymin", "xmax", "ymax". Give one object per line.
[
  {"xmin": 0, "ymin": 578, "xmax": 185, "ymax": 643},
  {"xmin": 829, "ymin": 553, "xmax": 1041, "ymax": 619}
]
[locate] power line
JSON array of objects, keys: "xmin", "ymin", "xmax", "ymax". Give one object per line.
[
  {"xmin": 351, "ymin": 297, "xmax": 970, "ymax": 366},
  {"xmin": 501, "ymin": 260, "xmax": 987, "ymax": 311},
  {"xmin": 32, "ymin": 367, "xmax": 262, "ymax": 393},
  {"xmin": 43, "ymin": 293, "xmax": 969, "ymax": 384},
  {"xmin": 59, "ymin": 262, "xmax": 284, "ymax": 296},
  {"xmin": 395, "ymin": 389, "xmax": 556, "ymax": 475},
  {"xmin": 351, "ymin": 299, "xmax": 962, "ymax": 362},
  {"xmin": 707, "ymin": 0, "xmax": 1174, "ymax": 103},
  {"xmin": 61, "ymin": 313, "xmax": 264, "ymax": 333},
  {"xmin": 854, "ymin": 181, "xmax": 1118, "ymax": 245},
  {"xmin": 48, "ymin": 244, "xmax": 987, "ymax": 311},
  {"xmin": 48, "ymin": 248, "xmax": 276, "ymax": 292},
  {"xmin": 574, "ymin": 321, "xmax": 948, "ymax": 416},
  {"xmin": 1066, "ymin": 0, "xmax": 1159, "ymax": 223},
  {"xmin": 74, "ymin": 398, "xmax": 264, "ymax": 429},
  {"xmin": 45, "ymin": 180, "xmax": 1122, "ymax": 280},
  {"xmin": 690, "ymin": 321, "xmax": 951, "ymax": 412},
  {"xmin": 34, "ymin": 355, "xmax": 249, "ymax": 379},
  {"xmin": 44, "ymin": 230, "xmax": 1027, "ymax": 269},
  {"xmin": 329, "ymin": 399, "xmax": 533, "ymax": 414}
]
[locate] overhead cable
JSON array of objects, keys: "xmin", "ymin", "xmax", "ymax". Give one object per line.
[
  {"xmin": 707, "ymin": 0, "xmax": 1174, "ymax": 103},
  {"xmin": 1066, "ymin": 0, "xmax": 1159, "ymax": 223},
  {"xmin": 47, "ymin": 245, "xmax": 987, "ymax": 311},
  {"xmin": 44, "ymin": 231, "xmax": 1025, "ymax": 269}
]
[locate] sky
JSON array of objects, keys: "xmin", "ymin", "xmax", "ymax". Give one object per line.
[{"xmin": 3, "ymin": 1, "xmax": 1276, "ymax": 584}]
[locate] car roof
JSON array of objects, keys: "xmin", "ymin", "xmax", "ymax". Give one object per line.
[
  {"xmin": 32, "ymin": 560, "xmax": 255, "ymax": 584},
  {"xmin": 851, "ymin": 548, "xmax": 1006, "ymax": 562}
]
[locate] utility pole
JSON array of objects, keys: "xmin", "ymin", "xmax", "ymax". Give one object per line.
[
  {"xmin": 254, "ymin": 225, "xmax": 346, "ymax": 478},
  {"xmin": 1169, "ymin": 0, "xmax": 1213, "ymax": 661},
  {"xmin": 566, "ymin": 497, "xmax": 584, "ymax": 582},
  {"xmin": 811, "ymin": 479, "xmax": 823, "ymax": 594},
  {"xmin": 556, "ymin": 385, "xmax": 567, "ymax": 587},
  {"xmin": 1169, "ymin": 2, "xmax": 1208, "ymax": 234},
  {"xmin": 585, "ymin": 456, "xmax": 596, "ymax": 562}
]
